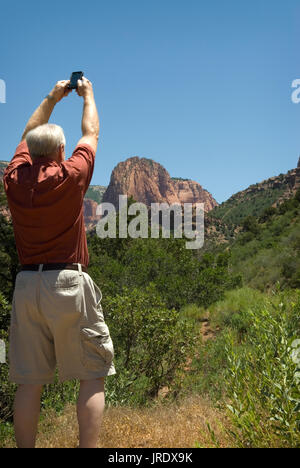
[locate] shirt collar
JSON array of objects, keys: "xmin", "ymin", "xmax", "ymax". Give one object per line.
[{"xmin": 32, "ymin": 156, "xmax": 58, "ymax": 166}]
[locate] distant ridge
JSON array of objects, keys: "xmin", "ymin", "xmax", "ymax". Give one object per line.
[{"xmin": 209, "ymin": 158, "xmax": 300, "ymax": 226}]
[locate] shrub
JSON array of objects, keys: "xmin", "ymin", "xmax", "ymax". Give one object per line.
[
  {"xmin": 259, "ymin": 206, "xmax": 277, "ymax": 223},
  {"xmin": 224, "ymin": 291, "xmax": 300, "ymax": 447},
  {"xmin": 242, "ymin": 216, "xmax": 260, "ymax": 235},
  {"xmin": 103, "ymin": 284, "xmax": 197, "ymax": 405},
  {"xmin": 0, "ymin": 293, "xmax": 16, "ymax": 424},
  {"xmin": 208, "ymin": 287, "xmax": 266, "ymax": 336}
]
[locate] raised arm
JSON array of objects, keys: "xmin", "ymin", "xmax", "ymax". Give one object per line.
[
  {"xmin": 21, "ymin": 80, "xmax": 72, "ymax": 141},
  {"xmin": 76, "ymin": 77, "xmax": 99, "ymax": 153}
]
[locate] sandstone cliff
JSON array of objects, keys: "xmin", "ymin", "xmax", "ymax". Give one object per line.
[
  {"xmin": 83, "ymin": 198, "xmax": 101, "ymax": 231},
  {"xmin": 171, "ymin": 178, "xmax": 217, "ymax": 211},
  {"xmin": 102, "ymin": 157, "xmax": 218, "ymax": 212}
]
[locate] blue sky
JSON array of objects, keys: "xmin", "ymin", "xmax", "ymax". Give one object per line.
[{"xmin": 1, "ymin": 0, "xmax": 300, "ymax": 203}]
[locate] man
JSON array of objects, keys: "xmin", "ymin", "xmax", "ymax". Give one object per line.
[{"xmin": 3, "ymin": 77, "xmax": 116, "ymax": 448}]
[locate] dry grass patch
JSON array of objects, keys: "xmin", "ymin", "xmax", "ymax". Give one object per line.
[{"xmin": 3, "ymin": 395, "xmax": 232, "ymax": 448}]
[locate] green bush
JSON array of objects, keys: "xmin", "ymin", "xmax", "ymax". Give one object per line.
[
  {"xmin": 224, "ymin": 291, "xmax": 300, "ymax": 448},
  {"xmin": 0, "ymin": 293, "xmax": 16, "ymax": 424},
  {"xmin": 242, "ymin": 216, "xmax": 260, "ymax": 235},
  {"xmin": 89, "ymin": 233, "xmax": 241, "ymax": 311},
  {"xmin": 103, "ymin": 284, "xmax": 197, "ymax": 405},
  {"xmin": 208, "ymin": 287, "xmax": 266, "ymax": 336},
  {"xmin": 259, "ymin": 206, "xmax": 277, "ymax": 223},
  {"xmin": 180, "ymin": 303, "xmax": 207, "ymax": 324},
  {"xmin": 180, "ymin": 288, "xmax": 300, "ymax": 447}
]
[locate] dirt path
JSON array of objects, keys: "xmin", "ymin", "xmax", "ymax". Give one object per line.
[{"xmin": 158, "ymin": 316, "xmax": 217, "ymax": 399}]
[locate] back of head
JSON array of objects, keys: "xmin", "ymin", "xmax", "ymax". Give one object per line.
[{"xmin": 26, "ymin": 123, "xmax": 66, "ymax": 160}]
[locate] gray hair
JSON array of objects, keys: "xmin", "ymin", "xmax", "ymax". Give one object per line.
[{"xmin": 26, "ymin": 123, "xmax": 66, "ymax": 159}]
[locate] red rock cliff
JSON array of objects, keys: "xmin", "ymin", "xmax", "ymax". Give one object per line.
[
  {"xmin": 102, "ymin": 157, "xmax": 218, "ymax": 212},
  {"xmin": 83, "ymin": 199, "xmax": 101, "ymax": 231}
]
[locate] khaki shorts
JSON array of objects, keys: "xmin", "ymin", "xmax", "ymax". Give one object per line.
[{"xmin": 9, "ymin": 264, "xmax": 116, "ymax": 384}]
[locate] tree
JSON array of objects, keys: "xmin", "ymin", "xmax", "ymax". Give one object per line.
[
  {"xmin": 241, "ymin": 216, "xmax": 260, "ymax": 235},
  {"xmin": 104, "ymin": 284, "xmax": 196, "ymax": 402},
  {"xmin": 0, "ymin": 183, "xmax": 19, "ymax": 300}
]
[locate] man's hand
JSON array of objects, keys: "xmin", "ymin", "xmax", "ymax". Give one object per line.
[
  {"xmin": 76, "ymin": 77, "xmax": 94, "ymax": 99},
  {"xmin": 49, "ymin": 80, "xmax": 72, "ymax": 103}
]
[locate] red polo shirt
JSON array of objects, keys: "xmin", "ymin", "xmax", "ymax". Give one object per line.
[{"xmin": 3, "ymin": 140, "xmax": 95, "ymax": 267}]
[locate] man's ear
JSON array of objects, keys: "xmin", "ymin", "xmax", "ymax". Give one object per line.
[{"xmin": 58, "ymin": 144, "xmax": 65, "ymax": 162}]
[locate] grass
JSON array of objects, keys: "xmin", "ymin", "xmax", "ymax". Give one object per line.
[
  {"xmin": 1, "ymin": 396, "xmax": 232, "ymax": 448},
  {"xmin": 207, "ymin": 287, "xmax": 266, "ymax": 330}
]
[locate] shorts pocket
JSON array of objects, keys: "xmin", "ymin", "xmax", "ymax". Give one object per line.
[
  {"xmin": 44, "ymin": 271, "xmax": 80, "ymax": 290},
  {"xmin": 81, "ymin": 323, "xmax": 114, "ymax": 369},
  {"xmin": 15, "ymin": 272, "xmax": 27, "ymax": 290}
]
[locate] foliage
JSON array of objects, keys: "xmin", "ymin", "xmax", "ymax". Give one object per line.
[
  {"xmin": 258, "ymin": 206, "xmax": 277, "ymax": 223},
  {"xmin": 0, "ymin": 293, "xmax": 16, "ymax": 424},
  {"xmin": 224, "ymin": 291, "xmax": 300, "ymax": 448},
  {"xmin": 181, "ymin": 287, "xmax": 300, "ymax": 448},
  {"xmin": 88, "ymin": 230, "xmax": 241, "ymax": 311},
  {"xmin": 103, "ymin": 284, "xmax": 197, "ymax": 405},
  {"xmin": 85, "ymin": 186, "xmax": 106, "ymax": 204},
  {"xmin": 208, "ymin": 287, "xmax": 266, "ymax": 336},
  {"xmin": 241, "ymin": 216, "xmax": 260, "ymax": 235},
  {"xmin": 0, "ymin": 183, "xmax": 19, "ymax": 300},
  {"xmin": 228, "ymin": 191, "xmax": 300, "ymax": 290},
  {"xmin": 210, "ymin": 185, "xmax": 286, "ymax": 226}
]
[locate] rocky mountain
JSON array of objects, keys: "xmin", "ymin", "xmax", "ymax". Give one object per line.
[
  {"xmin": 274, "ymin": 156, "xmax": 300, "ymax": 205},
  {"xmin": 102, "ymin": 157, "xmax": 218, "ymax": 212}
]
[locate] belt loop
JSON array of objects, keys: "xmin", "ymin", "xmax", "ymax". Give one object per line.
[
  {"xmin": 38, "ymin": 264, "xmax": 43, "ymax": 273},
  {"xmin": 78, "ymin": 263, "xmax": 83, "ymax": 276}
]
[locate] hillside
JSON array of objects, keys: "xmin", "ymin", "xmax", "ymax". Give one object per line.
[
  {"xmin": 85, "ymin": 185, "xmax": 107, "ymax": 204},
  {"xmin": 223, "ymin": 189, "xmax": 300, "ymax": 290},
  {"xmin": 209, "ymin": 157, "xmax": 300, "ymax": 227}
]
